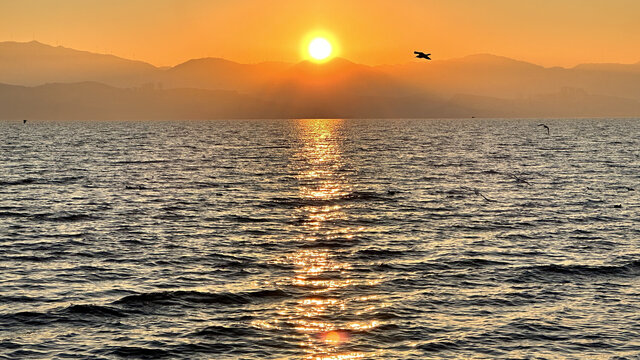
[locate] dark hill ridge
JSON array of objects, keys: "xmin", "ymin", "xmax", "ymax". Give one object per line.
[
  {"xmin": 1, "ymin": 80, "xmax": 639, "ymax": 120},
  {"xmin": 0, "ymin": 81, "xmax": 470, "ymax": 120},
  {"xmin": 0, "ymin": 81, "xmax": 278, "ymax": 120},
  {"xmin": 0, "ymin": 82, "xmax": 476, "ymax": 120}
]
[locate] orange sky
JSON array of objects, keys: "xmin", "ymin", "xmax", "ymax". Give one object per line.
[{"xmin": 2, "ymin": 0, "xmax": 640, "ymax": 67}]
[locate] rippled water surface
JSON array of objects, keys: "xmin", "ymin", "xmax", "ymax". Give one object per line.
[{"xmin": 1, "ymin": 118, "xmax": 640, "ymax": 359}]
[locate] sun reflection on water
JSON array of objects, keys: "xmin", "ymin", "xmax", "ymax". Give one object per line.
[{"xmin": 281, "ymin": 119, "xmax": 377, "ymax": 359}]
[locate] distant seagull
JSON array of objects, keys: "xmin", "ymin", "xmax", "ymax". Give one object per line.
[
  {"xmin": 23, "ymin": 119, "xmax": 27, "ymax": 124},
  {"xmin": 474, "ymin": 188, "xmax": 497, "ymax": 202},
  {"xmin": 508, "ymin": 173, "xmax": 532, "ymax": 186},
  {"xmin": 538, "ymin": 123, "xmax": 550, "ymax": 135},
  {"xmin": 414, "ymin": 51, "xmax": 431, "ymax": 60}
]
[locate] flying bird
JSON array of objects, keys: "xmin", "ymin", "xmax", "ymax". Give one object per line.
[
  {"xmin": 414, "ymin": 51, "xmax": 431, "ymax": 60},
  {"xmin": 473, "ymin": 189, "xmax": 497, "ymax": 202},
  {"xmin": 507, "ymin": 173, "xmax": 532, "ymax": 186},
  {"xmin": 538, "ymin": 123, "xmax": 550, "ymax": 135}
]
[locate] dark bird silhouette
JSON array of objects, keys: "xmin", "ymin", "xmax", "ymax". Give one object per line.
[
  {"xmin": 474, "ymin": 189, "xmax": 497, "ymax": 202},
  {"xmin": 23, "ymin": 119, "xmax": 27, "ymax": 124},
  {"xmin": 414, "ymin": 51, "xmax": 431, "ymax": 60},
  {"xmin": 538, "ymin": 123, "xmax": 550, "ymax": 135},
  {"xmin": 507, "ymin": 173, "xmax": 532, "ymax": 186}
]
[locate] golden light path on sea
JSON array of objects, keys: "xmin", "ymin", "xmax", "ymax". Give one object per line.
[
  {"xmin": 249, "ymin": 119, "xmax": 388, "ymax": 359},
  {"xmin": 293, "ymin": 119, "xmax": 381, "ymax": 359}
]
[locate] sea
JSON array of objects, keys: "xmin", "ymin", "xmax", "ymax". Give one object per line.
[{"xmin": 1, "ymin": 118, "xmax": 639, "ymax": 359}]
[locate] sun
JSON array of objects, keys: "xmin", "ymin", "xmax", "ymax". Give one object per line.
[{"xmin": 308, "ymin": 37, "xmax": 332, "ymax": 61}]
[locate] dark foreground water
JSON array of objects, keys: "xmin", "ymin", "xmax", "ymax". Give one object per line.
[{"xmin": 1, "ymin": 118, "xmax": 639, "ymax": 359}]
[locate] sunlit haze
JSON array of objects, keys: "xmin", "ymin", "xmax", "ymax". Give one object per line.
[{"xmin": 2, "ymin": 0, "xmax": 640, "ymax": 67}]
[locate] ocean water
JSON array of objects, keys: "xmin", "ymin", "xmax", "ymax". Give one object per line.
[{"xmin": 1, "ymin": 118, "xmax": 639, "ymax": 360}]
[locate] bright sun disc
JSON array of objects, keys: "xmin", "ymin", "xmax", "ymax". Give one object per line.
[{"xmin": 308, "ymin": 37, "xmax": 332, "ymax": 60}]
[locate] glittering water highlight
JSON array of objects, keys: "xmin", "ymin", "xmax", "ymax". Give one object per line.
[{"xmin": 1, "ymin": 118, "xmax": 639, "ymax": 359}]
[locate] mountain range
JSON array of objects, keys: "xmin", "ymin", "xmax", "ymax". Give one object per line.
[{"xmin": 1, "ymin": 40, "xmax": 640, "ymax": 119}]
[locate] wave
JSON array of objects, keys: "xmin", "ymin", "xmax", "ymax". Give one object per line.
[
  {"xmin": 191, "ymin": 324, "xmax": 258, "ymax": 337},
  {"xmin": 0, "ymin": 289, "xmax": 288, "ymax": 328},
  {"xmin": 226, "ymin": 215, "xmax": 273, "ymax": 223},
  {"xmin": 299, "ymin": 237, "xmax": 361, "ymax": 249},
  {"xmin": 514, "ymin": 260, "xmax": 640, "ymax": 280},
  {"xmin": 0, "ymin": 295, "xmax": 53, "ymax": 304},
  {"xmin": 0, "ymin": 303, "xmax": 127, "ymax": 327},
  {"xmin": 192, "ymin": 181, "xmax": 220, "ymax": 189},
  {"xmin": 376, "ymin": 257, "xmax": 509, "ymax": 274},
  {"xmin": 3, "ymin": 254, "xmax": 60, "ymax": 262},
  {"xmin": 106, "ymin": 346, "xmax": 170, "ymax": 358},
  {"xmin": 0, "ymin": 176, "xmax": 83, "ymax": 186},
  {"xmin": 64, "ymin": 304, "xmax": 127, "ymax": 317},
  {"xmin": 48, "ymin": 176, "xmax": 84, "ymax": 184},
  {"xmin": 31, "ymin": 213, "xmax": 97, "ymax": 222},
  {"xmin": 265, "ymin": 190, "xmax": 393, "ymax": 208},
  {"xmin": 113, "ymin": 159, "xmax": 170, "ymax": 165},
  {"xmin": 0, "ymin": 311, "xmax": 54, "ymax": 326},
  {"xmin": 0, "ymin": 211, "xmax": 30, "ymax": 218},
  {"xmin": 113, "ymin": 289, "xmax": 289, "ymax": 307},
  {"xmin": 101, "ymin": 342, "xmax": 244, "ymax": 358},
  {"xmin": 0, "ymin": 210, "xmax": 97, "ymax": 222},
  {"xmin": 205, "ymin": 253, "xmax": 255, "ymax": 268},
  {"xmin": 0, "ymin": 178, "xmax": 38, "ymax": 186},
  {"xmin": 446, "ymin": 258, "xmax": 509, "ymax": 267},
  {"xmin": 354, "ymin": 248, "xmax": 409, "ymax": 259},
  {"xmin": 418, "ymin": 340, "xmax": 461, "ymax": 352}
]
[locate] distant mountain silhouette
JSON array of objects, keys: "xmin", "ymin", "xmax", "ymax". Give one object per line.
[
  {"xmin": 253, "ymin": 58, "xmax": 452, "ymax": 118},
  {"xmin": 162, "ymin": 57, "xmax": 290, "ymax": 92},
  {"xmin": 0, "ymin": 41, "xmax": 158, "ymax": 87},
  {"xmin": 0, "ymin": 81, "xmax": 280, "ymax": 120},
  {"xmin": 450, "ymin": 87, "xmax": 640, "ymax": 117},
  {"xmin": 2, "ymin": 80, "xmax": 638, "ymax": 120},
  {"xmin": 1, "ymin": 41, "xmax": 640, "ymax": 119},
  {"xmin": 572, "ymin": 62, "xmax": 640, "ymax": 73},
  {"xmin": 379, "ymin": 53, "xmax": 640, "ymax": 101},
  {"xmin": 0, "ymin": 81, "xmax": 470, "ymax": 120},
  {"xmin": 261, "ymin": 58, "xmax": 424, "ymax": 102}
]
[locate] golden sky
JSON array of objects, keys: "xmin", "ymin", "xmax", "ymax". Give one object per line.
[{"xmin": 2, "ymin": 0, "xmax": 640, "ymax": 67}]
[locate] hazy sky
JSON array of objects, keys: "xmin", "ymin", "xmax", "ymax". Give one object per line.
[{"xmin": 2, "ymin": 0, "xmax": 640, "ymax": 67}]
